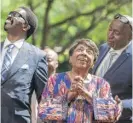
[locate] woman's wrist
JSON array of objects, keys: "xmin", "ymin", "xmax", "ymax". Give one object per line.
[
  {"xmin": 67, "ymin": 90, "xmax": 78, "ymax": 102},
  {"xmin": 81, "ymin": 91, "xmax": 92, "ymax": 104}
]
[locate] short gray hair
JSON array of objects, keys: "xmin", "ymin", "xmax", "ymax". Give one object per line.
[{"xmin": 69, "ymin": 39, "xmax": 99, "ymax": 63}]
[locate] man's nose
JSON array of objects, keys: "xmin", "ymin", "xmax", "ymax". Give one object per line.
[
  {"xmin": 108, "ymin": 31, "xmax": 114, "ymax": 38},
  {"xmin": 8, "ymin": 14, "xmax": 13, "ymax": 17},
  {"xmin": 7, "ymin": 14, "xmax": 13, "ymax": 19}
]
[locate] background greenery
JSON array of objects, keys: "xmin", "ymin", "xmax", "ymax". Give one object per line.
[{"xmin": 1, "ymin": 0, "xmax": 132, "ymax": 72}]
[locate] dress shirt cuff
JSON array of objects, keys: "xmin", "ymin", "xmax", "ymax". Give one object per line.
[{"xmin": 122, "ymin": 99, "xmax": 132, "ymax": 110}]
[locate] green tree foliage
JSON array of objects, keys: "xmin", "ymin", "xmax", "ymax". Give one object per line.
[{"xmin": 1, "ymin": 0, "xmax": 131, "ymax": 72}]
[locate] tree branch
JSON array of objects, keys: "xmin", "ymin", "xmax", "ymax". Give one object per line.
[
  {"xmin": 34, "ymin": 0, "xmax": 44, "ymax": 9},
  {"xmin": 41, "ymin": 0, "xmax": 54, "ymax": 48},
  {"xmin": 50, "ymin": 5, "xmax": 105, "ymax": 28},
  {"xmin": 58, "ymin": 0, "xmax": 130, "ymax": 54},
  {"xmin": 49, "ymin": 0, "xmax": 130, "ymax": 28},
  {"xmin": 27, "ymin": 0, "xmax": 37, "ymax": 45}
]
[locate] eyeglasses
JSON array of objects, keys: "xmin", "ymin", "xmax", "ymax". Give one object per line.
[
  {"xmin": 8, "ymin": 11, "xmax": 29, "ymax": 25},
  {"xmin": 114, "ymin": 13, "xmax": 132, "ymax": 30}
]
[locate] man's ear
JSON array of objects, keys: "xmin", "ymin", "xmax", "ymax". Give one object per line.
[{"xmin": 22, "ymin": 24, "xmax": 30, "ymax": 31}]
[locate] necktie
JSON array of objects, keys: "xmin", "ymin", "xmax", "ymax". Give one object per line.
[
  {"xmin": 99, "ymin": 51, "xmax": 117, "ymax": 77},
  {"xmin": 1, "ymin": 44, "xmax": 15, "ymax": 81},
  {"xmin": 104, "ymin": 51, "xmax": 117, "ymax": 74}
]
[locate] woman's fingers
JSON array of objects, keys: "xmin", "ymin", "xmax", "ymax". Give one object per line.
[
  {"xmin": 71, "ymin": 76, "xmax": 84, "ymax": 90},
  {"xmin": 74, "ymin": 76, "xmax": 84, "ymax": 83}
]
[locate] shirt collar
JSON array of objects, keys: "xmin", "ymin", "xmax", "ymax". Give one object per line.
[
  {"xmin": 4, "ymin": 38, "xmax": 24, "ymax": 49},
  {"xmin": 109, "ymin": 41, "xmax": 131, "ymax": 55}
]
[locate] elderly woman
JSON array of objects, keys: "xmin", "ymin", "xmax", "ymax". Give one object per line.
[{"xmin": 38, "ymin": 39, "xmax": 122, "ymax": 123}]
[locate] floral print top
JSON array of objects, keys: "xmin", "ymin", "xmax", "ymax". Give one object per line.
[{"xmin": 38, "ymin": 72, "xmax": 121, "ymax": 123}]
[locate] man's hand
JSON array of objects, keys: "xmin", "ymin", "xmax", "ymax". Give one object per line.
[{"xmin": 115, "ymin": 95, "xmax": 122, "ymax": 121}]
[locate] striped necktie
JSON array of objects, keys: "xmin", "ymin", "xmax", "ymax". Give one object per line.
[
  {"xmin": 1, "ymin": 44, "xmax": 15, "ymax": 81},
  {"xmin": 103, "ymin": 51, "xmax": 117, "ymax": 75}
]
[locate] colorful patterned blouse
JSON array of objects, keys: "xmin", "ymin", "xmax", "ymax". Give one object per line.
[{"xmin": 38, "ymin": 72, "xmax": 121, "ymax": 123}]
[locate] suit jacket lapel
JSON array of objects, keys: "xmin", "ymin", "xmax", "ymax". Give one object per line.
[
  {"xmin": 1, "ymin": 42, "xmax": 30, "ymax": 85},
  {"xmin": 110, "ymin": 52, "xmax": 129, "ymax": 72},
  {"xmin": 1, "ymin": 42, "xmax": 4, "ymax": 52},
  {"xmin": 0, "ymin": 42, "xmax": 4, "ymax": 64},
  {"xmin": 104, "ymin": 43, "xmax": 131, "ymax": 75}
]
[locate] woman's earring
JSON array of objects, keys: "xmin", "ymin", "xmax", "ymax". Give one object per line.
[{"xmin": 91, "ymin": 64, "xmax": 94, "ymax": 68}]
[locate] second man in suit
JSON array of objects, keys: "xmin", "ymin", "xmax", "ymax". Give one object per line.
[{"xmin": 92, "ymin": 14, "xmax": 132, "ymax": 123}]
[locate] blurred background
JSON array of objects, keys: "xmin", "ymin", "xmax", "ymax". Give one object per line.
[{"xmin": 1, "ymin": 0, "xmax": 132, "ymax": 72}]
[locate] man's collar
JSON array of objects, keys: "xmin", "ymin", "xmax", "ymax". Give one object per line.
[
  {"xmin": 109, "ymin": 41, "xmax": 131, "ymax": 55},
  {"xmin": 4, "ymin": 38, "xmax": 24, "ymax": 49}
]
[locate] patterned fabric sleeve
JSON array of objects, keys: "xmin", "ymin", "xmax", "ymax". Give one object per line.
[
  {"xmin": 93, "ymin": 78, "xmax": 122, "ymax": 121},
  {"xmin": 38, "ymin": 73, "xmax": 68, "ymax": 121},
  {"xmin": 38, "ymin": 75, "xmax": 55, "ymax": 120}
]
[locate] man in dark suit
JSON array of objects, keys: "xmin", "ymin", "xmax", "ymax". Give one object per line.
[
  {"xmin": 92, "ymin": 14, "xmax": 132, "ymax": 123},
  {"xmin": 1, "ymin": 6, "xmax": 48, "ymax": 123},
  {"xmin": 1, "ymin": 90, "xmax": 15, "ymax": 123}
]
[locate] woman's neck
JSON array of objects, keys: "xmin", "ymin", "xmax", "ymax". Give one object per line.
[{"xmin": 70, "ymin": 68, "xmax": 88, "ymax": 79}]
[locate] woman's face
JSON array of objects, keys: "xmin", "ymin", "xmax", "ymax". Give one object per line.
[{"xmin": 70, "ymin": 44, "xmax": 95, "ymax": 70}]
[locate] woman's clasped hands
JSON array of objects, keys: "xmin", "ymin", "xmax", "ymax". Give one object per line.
[{"xmin": 68, "ymin": 76, "xmax": 92, "ymax": 104}]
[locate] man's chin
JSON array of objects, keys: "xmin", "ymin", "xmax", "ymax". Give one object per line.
[
  {"xmin": 4, "ymin": 25, "xmax": 7, "ymax": 31},
  {"xmin": 4, "ymin": 25, "xmax": 11, "ymax": 31},
  {"xmin": 108, "ymin": 41, "xmax": 114, "ymax": 48},
  {"xmin": 4, "ymin": 25, "xmax": 14, "ymax": 32}
]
